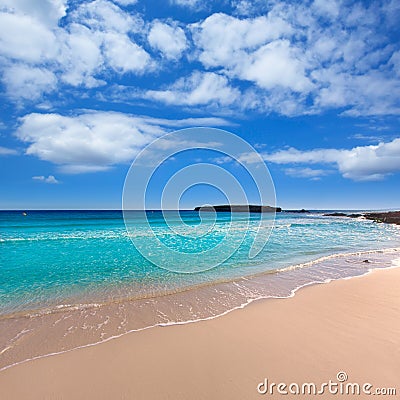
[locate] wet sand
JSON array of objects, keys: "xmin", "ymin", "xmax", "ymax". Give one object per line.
[{"xmin": 0, "ymin": 265, "xmax": 399, "ymax": 399}]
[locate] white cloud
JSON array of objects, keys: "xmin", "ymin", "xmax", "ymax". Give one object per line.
[
  {"xmin": 148, "ymin": 22, "xmax": 187, "ymax": 60},
  {"xmin": 0, "ymin": 146, "xmax": 18, "ymax": 155},
  {"xmin": 15, "ymin": 111, "xmax": 232, "ymax": 173},
  {"xmin": 32, "ymin": 175, "xmax": 59, "ymax": 184},
  {"xmin": 16, "ymin": 112, "xmax": 161, "ymax": 173},
  {"xmin": 188, "ymin": 4, "xmax": 400, "ymax": 116},
  {"xmin": 241, "ymin": 40, "xmax": 313, "ymax": 92},
  {"xmin": 312, "ymin": 68, "xmax": 400, "ymax": 116},
  {"xmin": 103, "ymin": 32, "xmax": 151, "ymax": 73},
  {"xmin": 59, "ymin": 24, "xmax": 104, "ymax": 87},
  {"xmin": 3, "ymin": 65, "xmax": 57, "ymax": 100},
  {"xmin": 262, "ymin": 138, "xmax": 400, "ymax": 181},
  {"xmin": 190, "ymin": 12, "xmax": 311, "ymax": 93},
  {"xmin": 0, "ymin": 0, "xmax": 399, "ymax": 117},
  {"xmin": 191, "ymin": 13, "xmax": 293, "ymax": 69},
  {"xmin": 0, "ymin": 12, "xmax": 58, "ymax": 63},
  {"xmin": 0, "ymin": 0, "xmax": 151, "ymax": 99},
  {"xmin": 71, "ymin": 0, "xmax": 141, "ymax": 34},
  {"xmin": 145, "ymin": 71, "xmax": 240, "ymax": 106},
  {"xmin": 67, "ymin": 1, "xmax": 151, "ymax": 76},
  {"xmin": 0, "ymin": 0, "xmax": 67, "ymax": 27}
]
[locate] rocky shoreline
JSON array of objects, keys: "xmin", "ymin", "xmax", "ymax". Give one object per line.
[{"xmin": 324, "ymin": 211, "xmax": 400, "ymax": 225}]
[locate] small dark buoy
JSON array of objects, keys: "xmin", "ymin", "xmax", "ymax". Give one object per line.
[{"xmin": 363, "ymin": 259, "xmax": 370, "ymax": 263}]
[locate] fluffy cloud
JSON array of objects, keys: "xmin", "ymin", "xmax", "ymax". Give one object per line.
[
  {"xmin": 0, "ymin": 0, "xmax": 151, "ymax": 99},
  {"xmin": 145, "ymin": 71, "xmax": 240, "ymax": 106},
  {"xmin": 32, "ymin": 175, "xmax": 59, "ymax": 184},
  {"xmin": 148, "ymin": 22, "xmax": 187, "ymax": 60},
  {"xmin": 312, "ymin": 68, "xmax": 400, "ymax": 116},
  {"xmin": 15, "ymin": 111, "xmax": 231, "ymax": 173},
  {"xmin": 102, "ymin": 32, "xmax": 151, "ymax": 73},
  {"xmin": 16, "ymin": 112, "xmax": 164, "ymax": 173},
  {"xmin": 65, "ymin": 0, "xmax": 151, "ymax": 76},
  {"xmin": 191, "ymin": 13, "xmax": 293, "ymax": 69},
  {"xmin": 3, "ymin": 65, "xmax": 57, "ymax": 100},
  {"xmin": 0, "ymin": 0, "xmax": 399, "ymax": 117},
  {"xmin": 187, "ymin": 3, "xmax": 400, "ymax": 116},
  {"xmin": 262, "ymin": 138, "xmax": 400, "ymax": 181},
  {"xmin": 59, "ymin": 24, "xmax": 104, "ymax": 87},
  {"xmin": 71, "ymin": 0, "xmax": 142, "ymax": 33},
  {"xmin": 191, "ymin": 13, "xmax": 310, "ymax": 93},
  {"xmin": 0, "ymin": 0, "xmax": 67, "ymax": 27},
  {"xmin": 241, "ymin": 40, "xmax": 313, "ymax": 92},
  {"xmin": 0, "ymin": 12, "xmax": 58, "ymax": 63}
]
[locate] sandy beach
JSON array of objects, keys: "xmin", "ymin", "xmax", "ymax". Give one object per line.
[{"xmin": 0, "ymin": 265, "xmax": 399, "ymax": 400}]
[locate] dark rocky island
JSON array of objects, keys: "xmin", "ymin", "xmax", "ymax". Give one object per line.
[{"xmin": 194, "ymin": 205, "xmax": 281, "ymax": 213}]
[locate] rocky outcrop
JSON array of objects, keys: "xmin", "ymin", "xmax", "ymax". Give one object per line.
[
  {"xmin": 323, "ymin": 212, "xmax": 347, "ymax": 217},
  {"xmin": 323, "ymin": 211, "xmax": 400, "ymax": 225},
  {"xmin": 363, "ymin": 211, "xmax": 400, "ymax": 225}
]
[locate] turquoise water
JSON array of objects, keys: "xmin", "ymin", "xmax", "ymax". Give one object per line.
[{"xmin": 1, "ymin": 210, "xmax": 400, "ymax": 317}]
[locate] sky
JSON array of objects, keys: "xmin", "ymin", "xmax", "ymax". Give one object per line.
[{"xmin": 0, "ymin": 0, "xmax": 400, "ymax": 210}]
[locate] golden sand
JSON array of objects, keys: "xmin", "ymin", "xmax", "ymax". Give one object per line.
[{"xmin": 0, "ymin": 267, "xmax": 399, "ymax": 399}]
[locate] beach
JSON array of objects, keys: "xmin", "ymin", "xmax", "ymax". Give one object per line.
[
  {"xmin": 1, "ymin": 265, "xmax": 399, "ymax": 399},
  {"xmin": 2, "ymin": 1, "xmax": 400, "ymax": 399}
]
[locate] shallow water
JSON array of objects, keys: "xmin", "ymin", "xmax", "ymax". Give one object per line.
[
  {"xmin": 1, "ymin": 210, "xmax": 400, "ymax": 316},
  {"xmin": 1, "ymin": 210, "xmax": 400, "ymax": 370}
]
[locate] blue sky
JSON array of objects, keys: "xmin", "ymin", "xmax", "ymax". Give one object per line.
[{"xmin": 1, "ymin": 0, "xmax": 400, "ymax": 210}]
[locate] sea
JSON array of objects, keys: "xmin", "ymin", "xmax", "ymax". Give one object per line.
[{"xmin": 1, "ymin": 210, "xmax": 400, "ymax": 370}]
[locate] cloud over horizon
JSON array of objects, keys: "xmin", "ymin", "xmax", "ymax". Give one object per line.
[
  {"xmin": 262, "ymin": 138, "xmax": 400, "ymax": 181},
  {"xmin": 15, "ymin": 111, "xmax": 232, "ymax": 173}
]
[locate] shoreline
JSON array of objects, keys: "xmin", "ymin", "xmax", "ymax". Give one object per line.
[
  {"xmin": 1, "ymin": 245, "xmax": 399, "ymax": 321},
  {"xmin": 1, "ymin": 262, "xmax": 399, "ymax": 399},
  {"xmin": 1, "ymin": 251, "xmax": 399, "ymax": 365},
  {"xmin": 0, "ymin": 247, "xmax": 399, "ymax": 373}
]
